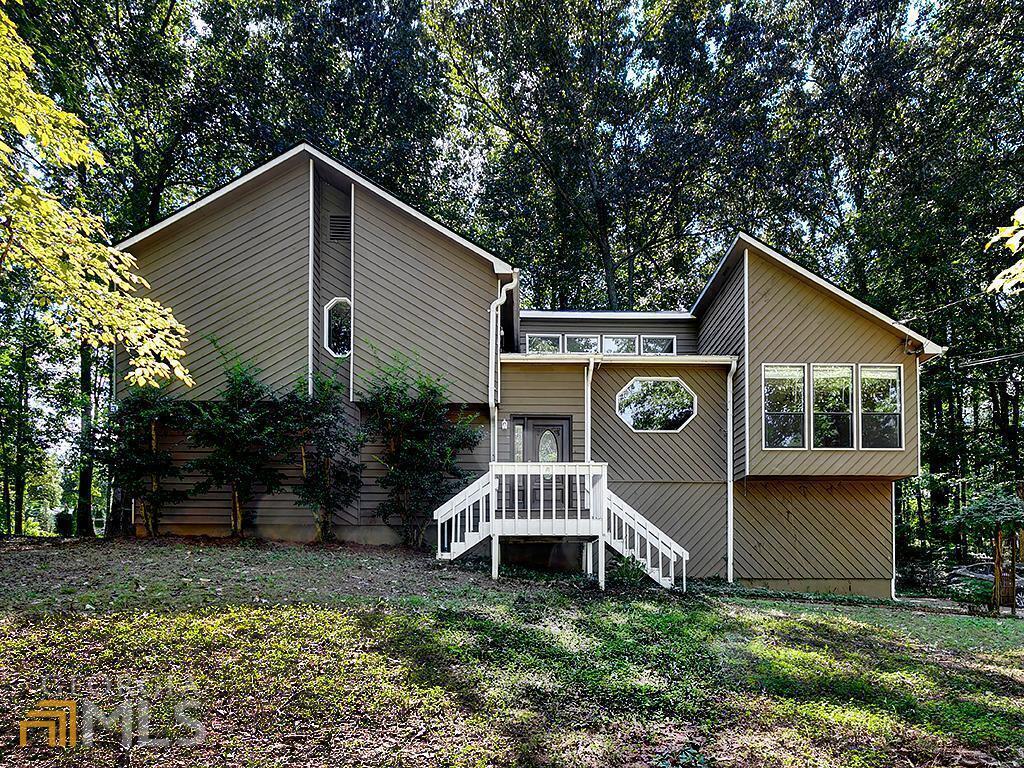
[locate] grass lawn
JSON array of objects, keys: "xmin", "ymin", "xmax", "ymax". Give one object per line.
[{"xmin": 0, "ymin": 538, "xmax": 1021, "ymax": 767}]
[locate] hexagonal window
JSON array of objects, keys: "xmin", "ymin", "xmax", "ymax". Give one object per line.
[
  {"xmin": 324, "ymin": 297, "xmax": 351, "ymax": 358},
  {"xmin": 615, "ymin": 377, "xmax": 696, "ymax": 433}
]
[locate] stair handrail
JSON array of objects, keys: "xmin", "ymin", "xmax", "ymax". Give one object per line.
[{"xmin": 606, "ymin": 489, "xmax": 689, "ymax": 588}]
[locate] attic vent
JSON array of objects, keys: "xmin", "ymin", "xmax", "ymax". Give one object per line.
[{"xmin": 328, "ymin": 214, "xmax": 351, "ymax": 242}]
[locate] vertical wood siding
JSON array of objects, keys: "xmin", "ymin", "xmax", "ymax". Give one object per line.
[
  {"xmin": 591, "ymin": 364, "xmax": 729, "ymax": 577},
  {"xmin": 314, "ymin": 179, "xmax": 353, "ymax": 381},
  {"xmin": 734, "ymin": 479, "xmax": 893, "ymax": 581},
  {"xmin": 496, "ymin": 363, "xmax": 587, "ymax": 461},
  {"xmin": 352, "ymin": 189, "xmax": 496, "ymax": 404},
  {"xmin": 746, "ymin": 251, "xmax": 919, "ymax": 476},
  {"xmin": 123, "ymin": 157, "xmax": 311, "ymax": 399}
]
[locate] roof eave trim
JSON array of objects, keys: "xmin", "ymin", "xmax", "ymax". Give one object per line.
[
  {"xmin": 521, "ymin": 310, "xmax": 694, "ymax": 320},
  {"xmin": 116, "ymin": 143, "xmax": 515, "ymax": 275},
  {"xmin": 500, "ymin": 353, "xmax": 736, "ymax": 365}
]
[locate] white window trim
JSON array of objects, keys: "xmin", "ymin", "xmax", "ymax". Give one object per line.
[
  {"xmin": 323, "ymin": 297, "xmax": 352, "ymax": 359},
  {"xmin": 640, "ymin": 334, "xmax": 677, "ymax": 355},
  {"xmin": 565, "ymin": 334, "xmax": 600, "ymax": 354},
  {"xmin": 761, "ymin": 362, "xmax": 808, "ymax": 451},
  {"xmin": 602, "ymin": 334, "xmax": 639, "ymax": 355},
  {"xmin": 859, "ymin": 363, "xmax": 905, "ymax": 451},
  {"xmin": 525, "ymin": 333, "xmax": 563, "ymax": 354},
  {"xmin": 810, "ymin": 363, "xmax": 857, "ymax": 451},
  {"xmin": 615, "ymin": 376, "xmax": 697, "ymax": 433}
]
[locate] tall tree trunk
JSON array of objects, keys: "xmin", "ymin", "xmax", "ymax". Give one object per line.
[
  {"xmin": 1, "ymin": 470, "xmax": 9, "ymax": 534},
  {"xmin": 231, "ymin": 484, "xmax": 242, "ymax": 538},
  {"xmin": 13, "ymin": 471, "xmax": 24, "ymax": 536},
  {"xmin": 993, "ymin": 525, "xmax": 1003, "ymax": 614},
  {"xmin": 1011, "ymin": 528, "xmax": 1017, "ymax": 618},
  {"xmin": 76, "ymin": 342, "xmax": 96, "ymax": 537}
]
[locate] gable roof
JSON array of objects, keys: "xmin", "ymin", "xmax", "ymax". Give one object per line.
[
  {"xmin": 692, "ymin": 231, "xmax": 946, "ymax": 357},
  {"xmin": 116, "ymin": 143, "xmax": 515, "ymax": 275}
]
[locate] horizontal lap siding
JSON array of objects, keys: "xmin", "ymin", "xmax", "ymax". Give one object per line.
[
  {"xmin": 591, "ymin": 365, "xmax": 729, "ymax": 577},
  {"xmin": 747, "ymin": 250, "xmax": 919, "ymax": 477},
  {"xmin": 696, "ymin": 261, "xmax": 746, "ymax": 477},
  {"xmin": 352, "ymin": 190, "xmax": 495, "ymax": 404},
  {"xmin": 734, "ymin": 479, "xmax": 893, "ymax": 581},
  {"xmin": 150, "ymin": 428, "xmax": 313, "ymax": 540},
  {"xmin": 358, "ymin": 409, "xmax": 490, "ymax": 524},
  {"xmin": 519, "ymin": 317, "xmax": 698, "ymax": 353},
  {"xmin": 124, "ymin": 157, "xmax": 310, "ymax": 399},
  {"xmin": 496, "ymin": 364, "xmax": 586, "ymax": 461}
]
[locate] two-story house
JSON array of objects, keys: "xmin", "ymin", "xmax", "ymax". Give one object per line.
[{"xmin": 115, "ymin": 144, "xmax": 945, "ymax": 597}]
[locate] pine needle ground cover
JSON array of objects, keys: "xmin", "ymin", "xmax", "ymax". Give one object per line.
[{"xmin": 0, "ymin": 539, "xmax": 1020, "ymax": 767}]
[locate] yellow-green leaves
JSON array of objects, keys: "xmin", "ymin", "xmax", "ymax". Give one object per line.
[{"xmin": 0, "ymin": 8, "xmax": 192, "ymax": 386}]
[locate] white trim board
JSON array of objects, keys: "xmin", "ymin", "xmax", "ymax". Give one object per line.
[
  {"xmin": 500, "ymin": 353, "xmax": 736, "ymax": 366},
  {"xmin": 692, "ymin": 232, "xmax": 945, "ymax": 357},
  {"xmin": 117, "ymin": 143, "xmax": 515, "ymax": 276},
  {"xmin": 521, "ymin": 310, "xmax": 694, "ymax": 320}
]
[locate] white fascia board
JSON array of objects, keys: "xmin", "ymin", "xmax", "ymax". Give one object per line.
[
  {"xmin": 117, "ymin": 143, "xmax": 515, "ymax": 276},
  {"xmin": 500, "ymin": 353, "xmax": 736, "ymax": 366},
  {"xmin": 693, "ymin": 231, "xmax": 946, "ymax": 357},
  {"xmin": 521, "ymin": 310, "xmax": 694, "ymax": 320}
]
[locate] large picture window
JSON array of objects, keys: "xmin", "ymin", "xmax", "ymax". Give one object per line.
[
  {"xmin": 323, "ymin": 297, "xmax": 351, "ymax": 358},
  {"xmin": 812, "ymin": 364, "xmax": 854, "ymax": 449},
  {"xmin": 763, "ymin": 364, "xmax": 806, "ymax": 448},
  {"xmin": 861, "ymin": 365, "xmax": 902, "ymax": 449}
]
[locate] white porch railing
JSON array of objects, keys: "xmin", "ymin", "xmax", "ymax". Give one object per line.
[{"xmin": 432, "ymin": 462, "xmax": 689, "ymax": 590}]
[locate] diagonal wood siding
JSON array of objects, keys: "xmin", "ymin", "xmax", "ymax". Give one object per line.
[
  {"xmin": 746, "ymin": 250, "xmax": 919, "ymax": 477},
  {"xmin": 352, "ymin": 188, "xmax": 497, "ymax": 404},
  {"xmin": 123, "ymin": 157, "xmax": 311, "ymax": 399},
  {"xmin": 610, "ymin": 482, "xmax": 727, "ymax": 578},
  {"xmin": 734, "ymin": 479, "xmax": 893, "ymax": 581},
  {"xmin": 591, "ymin": 364, "xmax": 729, "ymax": 577},
  {"xmin": 696, "ymin": 260, "xmax": 746, "ymax": 476}
]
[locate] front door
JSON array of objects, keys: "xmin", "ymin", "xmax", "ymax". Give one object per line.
[{"xmin": 512, "ymin": 417, "xmax": 571, "ymax": 462}]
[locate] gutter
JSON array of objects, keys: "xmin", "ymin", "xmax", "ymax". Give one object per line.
[
  {"xmin": 489, "ymin": 269, "xmax": 520, "ymax": 460},
  {"xmin": 726, "ymin": 358, "xmax": 736, "ymax": 582}
]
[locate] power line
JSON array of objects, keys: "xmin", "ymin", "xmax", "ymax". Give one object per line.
[
  {"xmin": 959, "ymin": 350, "xmax": 1024, "ymax": 368},
  {"xmin": 898, "ymin": 289, "xmax": 996, "ymax": 323}
]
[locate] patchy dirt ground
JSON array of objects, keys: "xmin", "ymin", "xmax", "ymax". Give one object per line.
[{"xmin": 0, "ymin": 537, "xmax": 1021, "ymax": 767}]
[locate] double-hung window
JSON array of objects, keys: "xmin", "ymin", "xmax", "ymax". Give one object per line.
[
  {"xmin": 812, "ymin": 364, "xmax": 854, "ymax": 448},
  {"xmin": 763, "ymin": 364, "xmax": 806, "ymax": 448},
  {"xmin": 861, "ymin": 365, "xmax": 903, "ymax": 449}
]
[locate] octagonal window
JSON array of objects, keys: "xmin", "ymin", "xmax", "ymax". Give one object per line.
[
  {"xmin": 615, "ymin": 377, "xmax": 696, "ymax": 433},
  {"xmin": 324, "ymin": 297, "xmax": 351, "ymax": 358}
]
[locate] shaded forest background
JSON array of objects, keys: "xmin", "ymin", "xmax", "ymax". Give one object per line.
[{"xmin": 2, "ymin": 0, "xmax": 1024, "ymax": 569}]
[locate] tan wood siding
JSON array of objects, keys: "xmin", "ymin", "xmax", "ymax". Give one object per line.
[
  {"xmin": 591, "ymin": 365, "xmax": 728, "ymax": 483},
  {"xmin": 358, "ymin": 409, "xmax": 490, "ymax": 523},
  {"xmin": 746, "ymin": 250, "xmax": 919, "ymax": 477},
  {"xmin": 591, "ymin": 364, "xmax": 729, "ymax": 578},
  {"xmin": 696, "ymin": 260, "xmax": 746, "ymax": 476},
  {"xmin": 149, "ymin": 428, "xmax": 312, "ymax": 541},
  {"xmin": 610, "ymin": 481, "xmax": 727, "ymax": 578},
  {"xmin": 496, "ymin": 363, "xmax": 586, "ymax": 461},
  {"xmin": 314, "ymin": 180, "xmax": 353, "ymax": 381},
  {"xmin": 519, "ymin": 317, "xmax": 698, "ymax": 354},
  {"xmin": 123, "ymin": 157, "xmax": 311, "ymax": 399},
  {"xmin": 734, "ymin": 479, "xmax": 893, "ymax": 582},
  {"xmin": 352, "ymin": 189, "xmax": 496, "ymax": 404}
]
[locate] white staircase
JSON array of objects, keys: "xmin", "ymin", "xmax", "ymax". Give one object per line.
[
  {"xmin": 433, "ymin": 463, "xmax": 689, "ymax": 590},
  {"xmin": 605, "ymin": 490, "xmax": 689, "ymax": 589}
]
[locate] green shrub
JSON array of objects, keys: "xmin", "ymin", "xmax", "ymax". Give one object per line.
[{"xmin": 361, "ymin": 355, "xmax": 482, "ymax": 548}]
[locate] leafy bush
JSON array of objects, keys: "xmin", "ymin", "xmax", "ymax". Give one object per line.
[
  {"xmin": 361, "ymin": 355, "xmax": 482, "ymax": 548},
  {"xmin": 285, "ymin": 375, "xmax": 364, "ymax": 543},
  {"xmin": 187, "ymin": 360, "xmax": 292, "ymax": 537}
]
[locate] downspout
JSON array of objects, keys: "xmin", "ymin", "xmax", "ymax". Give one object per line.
[
  {"xmin": 489, "ymin": 269, "xmax": 520, "ymax": 460},
  {"xmin": 585, "ymin": 356, "xmax": 597, "ymax": 461},
  {"xmin": 726, "ymin": 358, "xmax": 736, "ymax": 582}
]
